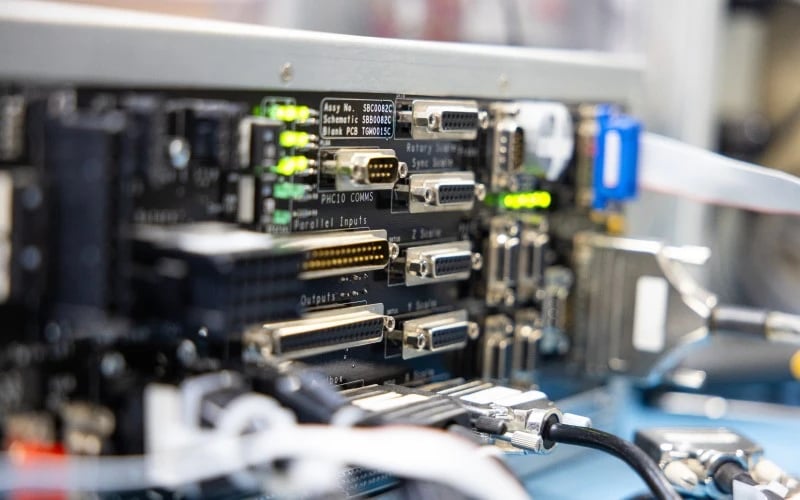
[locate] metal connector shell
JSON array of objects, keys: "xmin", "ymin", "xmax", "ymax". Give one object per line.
[
  {"xmin": 401, "ymin": 309, "xmax": 477, "ymax": 359},
  {"xmin": 322, "ymin": 148, "xmax": 407, "ymax": 191},
  {"xmin": 405, "ymin": 240, "xmax": 481, "ymax": 286},
  {"xmin": 400, "ymin": 99, "xmax": 485, "ymax": 140},
  {"xmin": 279, "ymin": 229, "xmax": 390, "ymax": 279},
  {"xmin": 407, "ymin": 172, "xmax": 483, "ymax": 213},
  {"xmin": 245, "ymin": 303, "xmax": 391, "ymax": 360}
]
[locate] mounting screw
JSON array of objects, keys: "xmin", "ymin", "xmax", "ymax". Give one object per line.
[
  {"xmin": 474, "ymin": 183, "xmax": 486, "ymax": 201},
  {"xmin": 177, "ymin": 339, "xmax": 197, "ymax": 367},
  {"xmin": 478, "ymin": 110, "xmax": 490, "ymax": 129},
  {"xmin": 168, "ymin": 137, "xmax": 191, "ymax": 170},
  {"xmin": 428, "ymin": 113, "xmax": 441, "ymax": 131},
  {"xmin": 423, "ymin": 188, "xmax": 434, "ymax": 204},
  {"xmin": 397, "ymin": 162, "xmax": 409, "ymax": 179},
  {"xmin": 467, "ymin": 322, "xmax": 480, "ymax": 340},
  {"xmin": 389, "ymin": 242, "xmax": 400, "ymax": 260},
  {"xmin": 383, "ymin": 316, "xmax": 396, "ymax": 332},
  {"xmin": 471, "ymin": 252, "xmax": 483, "ymax": 271},
  {"xmin": 100, "ymin": 352, "xmax": 125, "ymax": 378},
  {"xmin": 407, "ymin": 331, "xmax": 426, "ymax": 350},
  {"xmin": 503, "ymin": 289, "xmax": 516, "ymax": 307},
  {"xmin": 280, "ymin": 62, "xmax": 293, "ymax": 83}
]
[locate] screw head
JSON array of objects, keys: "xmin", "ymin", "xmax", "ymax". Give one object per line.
[
  {"xmin": 428, "ymin": 113, "xmax": 441, "ymax": 131},
  {"xmin": 471, "ymin": 252, "xmax": 483, "ymax": 271},
  {"xmin": 177, "ymin": 339, "xmax": 197, "ymax": 367},
  {"xmin": 279, "ymin": 62, "xmax": 293, "ymax": 83},
  {"xmin": 383, "ymin": 316, "xmax": 396, "ymax": 332},
  {"xmin": 474, "ymin": 183, "xmax": 486, "ymax": 201},
  {"xmin": 389, "ymin": 242, "xmax": 400, "ymax": 260},
  {"xmin": 408, "ymin": 332, "xmax": 426, "ymax": 350},
  {"xmin": 167, "ymin": 137, "xmax": 190, "ymax": 170},
  {"xmin": 419, "ymin": 259, "xmax": 430, "ymax": 277},
  {"xmin": 467, "ymin": 322, "xmax": 480, "ymax": 340},
  {"xmin": 397, "ymin": 162, "xmax": 409, "ymax": 179}
]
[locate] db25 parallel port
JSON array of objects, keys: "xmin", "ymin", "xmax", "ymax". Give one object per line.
[
  {"xmin": 245, "ymin": 303, "xmax": 392, "ymax": 360},
  {"xmin": 405, "ymin": 241, "xmax": 482, "ymax": 286},
  {"xmin": 399, "ymin": 310, "xmax": 478, "ymax": 359},
  {"xmin": 279, "ymin": 230, "xmax": 392, "ymax": 279},
  {"xmin": 399, "ymin": 100, "xmax": 486, "ymax": 140},
  {"xmin": 322, "ymin": 148, "xmax": 407, "ymax": 191},
  {"xmin": 406, "ymin": 172, "xmax": 484, "ymax": 213}
]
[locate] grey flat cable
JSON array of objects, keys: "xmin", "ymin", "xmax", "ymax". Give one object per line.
[{"xmin": 640, "ymin": 132, "xmax": 800, "ymax": 216}]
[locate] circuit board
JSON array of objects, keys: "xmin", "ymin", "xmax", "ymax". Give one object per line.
[{"xmin": 0, "ymin": 85, "xmax": 639, "ymax": 471}]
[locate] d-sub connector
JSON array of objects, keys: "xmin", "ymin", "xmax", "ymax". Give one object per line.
[
  {"xmin": 406, "ymin": 172, "xmax": 484, "ymax": 213},
  {"xmin": 245, "ymin": 303, "xmax": 392, "ymax": 360},
  {"xmin": 398, "ymin": 100, "xmax": 487, "ymax": 140},
  {"xmin": 279, "ymin": 230, "xmax": 392, "ymax": 279},
  {"xmin": 399, "ymin": 310, "xmax": 478, "ymax": 359},
  {"xmin": 322, "ymin": 149, "xmax": 407, "ymax": 191},
  {"xmin": 405, "ymin": 241, "xmax": 482, "ymax": 286}
]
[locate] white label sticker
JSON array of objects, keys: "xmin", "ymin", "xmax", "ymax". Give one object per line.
[
  {"xmin": 632, "ymin": 275, "xmax": 668, "ymax": 352},
  {"xmin": 602, "ymin": 130, "xmax": 621, "ymax": 189}
]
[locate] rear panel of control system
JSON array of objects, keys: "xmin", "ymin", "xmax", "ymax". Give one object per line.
[{"xmin": 0, "ymin": 86, "xmax": 631, "ymax": 455}]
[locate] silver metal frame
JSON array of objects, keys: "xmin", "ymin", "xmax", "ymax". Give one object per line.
[{"xmin": 0, "ymin": 1, "xmax": 642, "ymax": 107}]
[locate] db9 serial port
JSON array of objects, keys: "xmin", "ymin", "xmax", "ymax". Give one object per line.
[{"xmin": 321, "ymin": 148, "xmax": 407, "ymax": 191}]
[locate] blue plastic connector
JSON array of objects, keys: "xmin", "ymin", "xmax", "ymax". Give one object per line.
[{"xmin": 592, "ymin": 105, "xmax": 641, "ymax": 210}]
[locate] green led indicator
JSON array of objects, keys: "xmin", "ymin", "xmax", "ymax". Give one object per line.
[
  {"xmin": 273, "ymin": 182, "xmax": 307, "ymax": 200},
  {"xmin": 279, "ymin": 130, "xmax": 311, "ymax": 148},
  {"xmin": 272, "ymin": 156, "xmax": 310, "ymax": 176},
  {"xmin": 272, "ymin": 210, "xmax": 291, "ymax": 225},
  {"xmin": 488, "ymin": 191, "xmax": 552, "ymax": 210},
  {"xmin": 268, "ymin": 104, "xmax": 311, "ymax": 123}
]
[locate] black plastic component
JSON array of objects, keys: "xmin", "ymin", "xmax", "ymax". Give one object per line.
[
  {"xmin": 437, "ymin": 184, "xmax": 475, "ymax": 205},
  {"xmin": 249, "ymin": 121, "xmax": 283, "ymax": 169},
  {"xmin": 4, "ymin": 168, "xmax": 47, "ymax": 309},
  {"xmin": 433, "ymin": 254, "xmax": 472, "ymax": 277},
  {"xmin": 429, "ymin": 324, "xmax": 469, "ymax": 349},
  {"xmin": 441, "ymin": 110, "xmax": 478, "ymax": 131},
  {"xmin": 712, "ymin": 461, "xmax": 758, "ymax": 495},
  {"xmin": 133, "ymin": 226, "xmax": 303, "ymax": 338},
  {"xmin": 167, "ymin": 100, "xmax": 243, "ymax": 169},
  {"xmin": 45, "ymin": 110, "xmax": 133, "ymax": 324}
]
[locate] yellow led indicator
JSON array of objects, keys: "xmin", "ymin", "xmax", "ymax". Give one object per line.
[
  {"xmin": 268, "ymin": 104, "xmax": 311, "ymax": 123},
  {"xmin": 501, "ymin": 191, "xmax": 552, "ymax": 210},
  {"xmin": 279, "ymin": 130, "xmax": 310, "ymax": 148},
  {"xmin": 273, "ymin": 156, "xmax": 309, "ymax": 176}
]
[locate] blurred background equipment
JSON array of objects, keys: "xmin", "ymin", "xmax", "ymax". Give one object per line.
[{"xmin": 1, "ymin": 0, "xmax": 799, "ymax": 499}]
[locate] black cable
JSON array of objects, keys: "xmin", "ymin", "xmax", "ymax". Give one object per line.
[
  {"xmin": 712, "ymin": 461, "xmax": 783, "ymax": 500},
  {"xmin": 542, "ymin": 422, "xmax": 681, "ymax": 500},
  {"xmin": 713, "ymin": 461, "xmax": 757, "ymax": 494}
]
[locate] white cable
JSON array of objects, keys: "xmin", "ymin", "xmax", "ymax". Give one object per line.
[
  {"xmin": 215, "ymin": 393, "xmax": 295, "ymax": 434},
  {"xmin": 0, "ymin": 425, "xmax": 530, "ymax": 500},
  {"xmin": 639, "ymin": 132, "xmax": 800, "ymax": 215}
]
